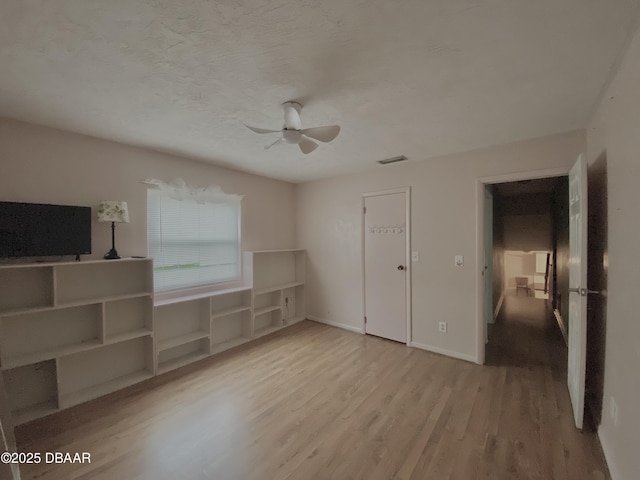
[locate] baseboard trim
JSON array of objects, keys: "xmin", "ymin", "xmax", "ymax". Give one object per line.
[
  {"xmin": 492, "ymin": 292, "xmax": 505, "ymax": 323},
  {"xmin": 554, "ymin": 309, "xmax": 568, "ymax": 346},
  {"xmin": 597, "ymin": 429, "xmax": 617, "ymax": 480},
  {"xmin": 307, "ymin": 316, "xmax": 364, "ymax": 334},
  {"xmin": 410, "ymin": 342, "xmax": 478, "ymax": 364}
]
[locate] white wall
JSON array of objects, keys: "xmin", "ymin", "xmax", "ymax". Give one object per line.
[
  {"xmin": 586, "ymin": 20, "xmax": 640, "ymax": 480},
  {"xmin": 296, "ymin": 130, "xmax": 585, "ymax": 360},
  {"xmin": 0, "ymin": 119, "xmax": 296, "ymax": 263},
  {"xmin": 503, "ymin": 251, "xmax": 549, "ymax": 290}
]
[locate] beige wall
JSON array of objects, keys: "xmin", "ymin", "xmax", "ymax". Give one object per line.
[
  {"xmin": 0, "ymin": 119, "xmax": 296, "ymax": 264},
  {"xmin": 502, "ymin": 214, "xmax": 552, "ymax": 252},
  {"xmin": 296, "ymin": 130, "xmax": 585, "ymax": 361},
  {"xmin": 586, "ymin": 20, "xmax": 640, "ymax": 480}
]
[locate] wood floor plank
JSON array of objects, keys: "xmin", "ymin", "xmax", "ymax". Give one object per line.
[{"xmin": 15, "ymin": 303, "xmax": 610, "ymax": 480}]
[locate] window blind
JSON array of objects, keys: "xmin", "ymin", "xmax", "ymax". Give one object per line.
[{"xmin": 147, "ymin": 189, "xmax": 240, "ymax": 292}]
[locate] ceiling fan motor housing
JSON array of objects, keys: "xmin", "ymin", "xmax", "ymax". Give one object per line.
[{"xmin": 282, "ymin": 128, "xmax": 302, "ymax": 144}]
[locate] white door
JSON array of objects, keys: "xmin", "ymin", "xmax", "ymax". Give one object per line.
[
  {"xmin": 364, "ymin": 191, "xmax": 408, "ymax": 343},
  {"xmin": 568, "ymin": 154, "xmax": 588, "ymax": 430}
]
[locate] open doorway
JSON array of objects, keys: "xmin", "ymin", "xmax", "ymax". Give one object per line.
[
  {"xmin": 483, "ymin": 177, "xmax": 570, "ymax": 376},
  {"xmin": 478, "ymin": 159, "xmax": 609, "ymax": 430},
  {"xmin": 488, "ymin": 176, "xmax": 569, "ymax": 343}
]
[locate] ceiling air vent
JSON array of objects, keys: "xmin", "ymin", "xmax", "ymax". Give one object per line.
[{"xmin": 377, "ymin": 155, "xmax": 407, "ymax": 165}]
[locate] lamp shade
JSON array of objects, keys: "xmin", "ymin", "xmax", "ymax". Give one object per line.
[{"xmin": 97, "ymin": 201, "xmax": 130, "ymax": 223}]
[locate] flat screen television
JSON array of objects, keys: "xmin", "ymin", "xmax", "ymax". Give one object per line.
[{"xmin": 0, "ymin": 201, "xmax": 92, "ymax": 258}]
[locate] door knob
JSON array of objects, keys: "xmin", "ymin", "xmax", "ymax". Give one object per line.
[
  {"xmin": 397, "ymin": 265, "xmax": 405, "ymax": 271},
  {"xmin": 570, "ymin": 287, "xmax": 601, "ymax": 296}
]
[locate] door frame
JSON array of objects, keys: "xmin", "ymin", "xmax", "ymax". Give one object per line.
[
  {"xmin": 484, "ymin": 186, "xmax": 493, "ymax": 343},
  {"xmin": 361, "ymin": 187, "xmax": 412, "ymax": 344},
  {"xmin": 475, "ymin": 167, "xmax": 570, "ymax": 364}
]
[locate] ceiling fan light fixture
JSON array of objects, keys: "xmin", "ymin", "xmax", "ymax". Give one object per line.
[{"xmin": 283, "ymin": 101, "xmax": 302, "ymax": 130}]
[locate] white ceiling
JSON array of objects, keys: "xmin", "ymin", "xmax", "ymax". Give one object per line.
[{"xmin": 1, "ymin": 1, "xmax": 638, "ymax": 183}]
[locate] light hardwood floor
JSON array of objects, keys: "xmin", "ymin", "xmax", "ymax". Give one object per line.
[{"xmin": 17, "ymin": 300, "xmax": 609, "ymax": 479}]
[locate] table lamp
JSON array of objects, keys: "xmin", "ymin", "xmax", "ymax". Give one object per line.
[{"xmin": 97, "ymin": 201, "xmax": 130, "ymax": 259}]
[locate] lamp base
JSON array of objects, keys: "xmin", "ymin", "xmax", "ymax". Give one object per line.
[{"xmin": 103, "ymin": 248, "xmax": 121, "ymax": 260}]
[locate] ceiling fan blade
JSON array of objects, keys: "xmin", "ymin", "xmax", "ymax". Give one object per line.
[
  {"xmin": 244, "ymin": 124, "xmax": 281, "ymax": 135},
  {"xmin": 298, "ymin": 136, "xmax": 319, "ymax": 154},
  {"xmin": 300, "ymin": 125, "xmax": 340, "ymax": 143},
  {"xmin": 264, "ymin": 137, "xmax": 284, "ymax": 150}
]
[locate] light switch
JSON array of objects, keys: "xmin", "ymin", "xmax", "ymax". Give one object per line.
[
  {"xmin": 412, "ymin": 251, "xmax": 420, "ymax": 262},
  {"xmin": 455, "ymin": 255, "xmax": 464, "ymax": 267}
]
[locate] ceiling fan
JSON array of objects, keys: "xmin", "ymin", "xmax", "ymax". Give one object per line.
[{"xmin": 244, "ymin": 101, "xmax": 340, "ymax": 154}]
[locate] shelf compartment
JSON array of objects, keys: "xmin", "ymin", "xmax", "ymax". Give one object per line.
[
  {"xmin": 251, "ymin": 251, "xmax": 305, "ymax": 293},
  {"xmin": 1, "ymin": 304, "xmax": 101, "ymax": 369},
  {"xmin": 254, "ymin": 290, "xmax": 281, "ymax": 314},
  {"xmin": 211, "ymin": 337, "xmax": 250, "ymax": 355},
  {"xmin": 105, "ymin": 296, "xmax": 153, "ymax": 341},
  {"xmin": 253, "ymin": 309, "xmax": 283, "ymax": 338},
  {"xmin": 2, "ymin": 340, "xmax": 102, "ymax": 370},
  {"xmin": 60, "ymin": 370, "xmax": 153, "ymax": 409},
  {"xmin": 254, "ymin": 281, "xmax": 304, "ymax": 296},
  {"xmin": 211, "ymin": 289, "xmax": 251, "ymax": 317},
  {"xmin": 157, "ymin": 338, "xmax": 209, "ymax": 374},
  {"xmin": 57, "ymin": 336, "xmax": 153, "ymax": 409},
  {"xmin": 254, "ymin": 305, "xmax": 281, "ymax": 316},
  {"xmin": 55, "ymin": 259, "xmax": 152, "ymax": 305},
  {"xmin": 158, "ymin": 331, "xmax": 209, "ymax": 352},
  {"xmin": 0, "ymin": 266, "xmax": 54, "ymax": 314},
  {"xmin": 3, "ymin": 360, "xmax": 58, "ymax": 424},
  {"xmin": 155, "ymin": 298, "xmax": 210, "ymax": 344},
  {"xmin": 212, "ymin": 309, "xmax": 251, "ymax": 354}
]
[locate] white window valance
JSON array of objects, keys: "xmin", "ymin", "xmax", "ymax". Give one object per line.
[{"xmin": 142, "ymin": 178, "xmax": 244, "ymax": 204}]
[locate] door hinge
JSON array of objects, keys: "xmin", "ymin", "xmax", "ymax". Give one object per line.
[
  {"xmin": 364, "ymin": 316, "xmax": 367, "ymax": 324},
  {"xmin": 363, "ymin": 206, "xmax": 366, "ymax": 214}
]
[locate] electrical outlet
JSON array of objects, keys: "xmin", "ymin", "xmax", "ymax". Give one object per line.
[
  {"xmin": 439, "ymin": 321, "xmax": 447, "ymax": 333},
  {"xmin": 455, "ymin": 255, "xmax": 464, "ymax": 267},
  {"xmin": 610, "ymin": 397, "xmax": 619, "ymax": 426}
]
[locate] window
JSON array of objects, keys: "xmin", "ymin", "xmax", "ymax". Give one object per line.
[{"xmin": 147, "ymin": 188, "xmax": 241, "ymax": 292}]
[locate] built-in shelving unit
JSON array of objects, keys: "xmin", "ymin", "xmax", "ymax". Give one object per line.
[
  {"xmin": 155, "ymin": 298, "xmax": 211, "ymax": 374},
  {"xmin": 0, "ymin": 258, "xmax": 154, "ymax": 424},
  {"xmin": 0, "ymin": 250, "xmax": 306, "ymax": 424},
  {"xmin": 248, "ymin": 249, "xmax": 306, "ymax": 330},
  {"xmin": 211, "ymin": 288, "xmax": 252, "ymax": 354},
  {"xmin": 152, "ymin": 249, "xmax": 306, "ymax": 373}
]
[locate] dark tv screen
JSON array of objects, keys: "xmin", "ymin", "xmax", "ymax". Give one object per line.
[{"xmin": 0, "ymin": 201, "xmax": 92, "ymax": 258}]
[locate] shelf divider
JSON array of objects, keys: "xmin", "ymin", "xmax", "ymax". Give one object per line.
[
  {"xmin": 253, "ymin": 305, "xmax": 281, "ymax": 317},
  {"xmin": 211, "ymin": 305, "xmax": 251, "ymax": 319},
  {"xmin": 157, "ymin": 331, "xmax": 209, "ymax": 352}
]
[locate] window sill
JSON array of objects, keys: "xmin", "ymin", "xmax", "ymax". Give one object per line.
[{"xmin": 154, "ymin": 280, "xmax": 250, "ymax": 307}]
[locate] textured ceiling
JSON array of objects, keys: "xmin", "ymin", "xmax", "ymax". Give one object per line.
[{"xmin": 1, "ymin": 1, "xmax": 639, "ymax": 183}]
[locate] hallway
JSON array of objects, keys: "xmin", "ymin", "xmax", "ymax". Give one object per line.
[{"xmin": 486, "ymin": 294, "xmax": 609, "ymax": 479}]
